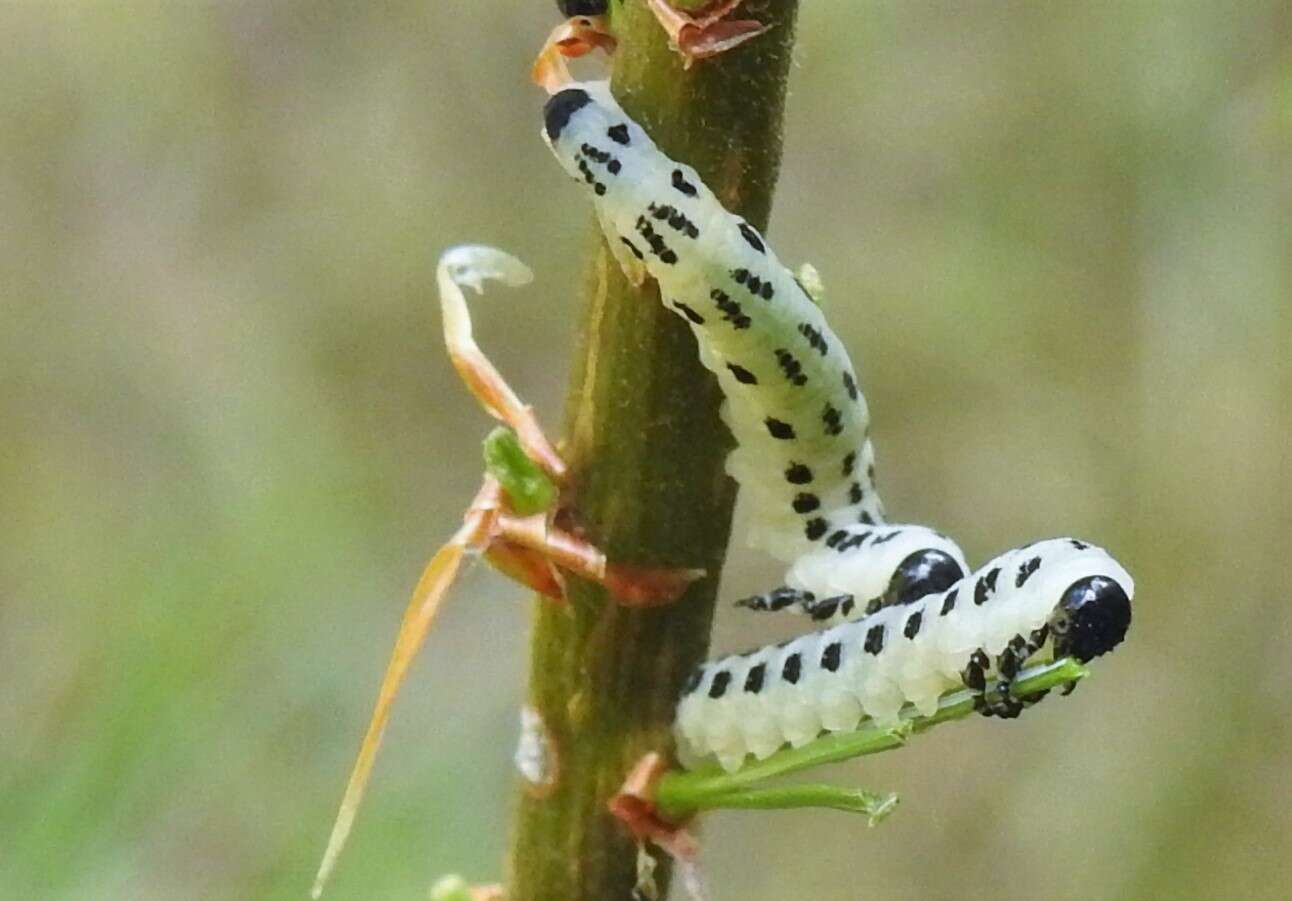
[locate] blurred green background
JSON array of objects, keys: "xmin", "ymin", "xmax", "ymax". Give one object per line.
[{"xmin": 2, "ymin": 2, "xmax": 1289, "ymax": 899}]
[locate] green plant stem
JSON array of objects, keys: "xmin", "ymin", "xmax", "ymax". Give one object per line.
[
  {"xmin": 655, "ymin": 658, "xmax": 1088, "ymax": 819},
  {"xmin": 506, "ymin": 3, "xmax": 801, "ymax": 899},
  {"xmin": 692, "ymin": 783, "xmax": 900, "ymax": 822}
]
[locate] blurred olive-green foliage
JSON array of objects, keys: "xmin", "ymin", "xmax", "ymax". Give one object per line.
[{"xmin": 2, "ymin": 3, "xmax": 1289, "ymax": 899}]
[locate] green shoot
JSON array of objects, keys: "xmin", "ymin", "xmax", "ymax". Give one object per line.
[{"xmin": 482, "ymin": 426, "xmax": 558, "ymax": 516}]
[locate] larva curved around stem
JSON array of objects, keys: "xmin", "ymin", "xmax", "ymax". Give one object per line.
[
  {"xmin": 542, "ymin": 81, "xmax": 967, "ymax": 613},
  {"xmin": 675, "ymin": 539, "xmax": 1134, "ymax": 772},
  {"xmin": 541, "ymin": 81, "xmax": 1134, "ymax": 775}
]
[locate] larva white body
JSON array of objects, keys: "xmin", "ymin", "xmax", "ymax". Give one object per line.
[
  {"xmin": 676, "ymin": 539, "xmax": 1134, "ymax": 772},
  {"xmin": 542, "ymin": 83, "xmax": 1134, "ymax": 776},
  {"xmin": 543, "ymin": 83, "xmax": 956, "ymax": 570}
]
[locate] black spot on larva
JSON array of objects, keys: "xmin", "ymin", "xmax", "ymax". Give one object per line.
[
  {"xmin": 746, "ymin": 274, "xmax": 763, "ymax": 295},
  {"xmin": 848, "ymin": 482, "xmax": 864, "ymax": 505},
  {"xmin": 607, "ymin": 159, "xmax": 621, "ymax": 175},
  {"xmin": 858, "ymin": 511, "xmax": 876, "ymax": 525},
  {"xmin": 822, "ymin": 403, "xmax": 843, "ymax": 436},
  {"xmin": 607, "ymin": 123, "xmax": 630, "ymax": 145},
  {"xmin": 682, "ymin": 669, "xmax": 702, "ymax": 694},
  {"xmin": 620, "ymin": 237, "xmax": 644, "ymax": 260},
  {"xmin": 648, "ymin": 203, "xmax": 699, "ymax": 239},
  {"xmin": 672, "ymin": 301, "xmax": 705, "ymax": 325},
  {"xmin": 765, "ymin": 417, "xmax": 796, "ymax": 440},
  {"xmin": 940, "ymin": 588, "xmax": 959, "ymax": 615},
  {"xmin": 781, "ymin": 653, "xmax": 802, "ymax": 684},
  {"xmin": 580, "ymin": 143, "xmax": 611, "ymax": 164},
  {"xmin": 738, "ymin": 221, "xmax": 766, "ymax": 253},
  {"xmin": 760, "ymin": 281, "xmax": 774, "ymax": 300},
  {"xmin": 808, "ymin": 597, "xmax": 842, "ymax": 621},
  {"xmin": 744, "ymin": 663, "xmax": 766, "ymax": 693},
  {"xmin": 864, "ymin": 624, "xmax": 885, "ymax": 655},
  {"xmin": 593, "ymin": 183, "xmax": 606, "ymax": 195},
  {"xmin": 792, "ymin": 493, "xmax": 820, "ymax": 514},
  {"xmin": 872, "ymin": 531, "xmax": 900, "ymax": 545},
  {"xmin": 732, "ymin": 268, "xmax": 748, "ymax": 284},
  {"xmin": 774, "ymin": 349, "xmax": 808, "ymax": 386},
  {"xmin": 672, "ymin": 168, "xmax": 697, "ymax": 196},
  {"xmin": 544, "ymin": 87, "xmax": 592, "ymax": 141},
  {"xmin": 904, "ymin": 609, "xmax": 924, "ymax": 639},
  {"xmin": 634, "ymin": 217, "xmax": 675, "ymax": 262},
  {"xmin": 835, "ymin": 531, "xmax": 868, "ymax": 553},
  {"xmin": 867, "ymin": 462, "xmax": 876, "ymax": 481},
  {"xmin": 708, "ymin": 670, "xmax": 732, "ymax": 699},
  {"xmin": 842, "ymin": 452, "xmax": 857, "ymax": 477},
  {"xmin": 865, "ymin": 597, "xmax": 883, "ymax": 616},
  {"xmin": 727, "ymin": 362, "xmax": 758, "ymax": 385},
  {"xmin": 1016, "ymin": 556, "xmax": 1042, "ymax": 587},
  {"xmin": 840, "ymin": 598, "xmax": 855, "ymax": 616},
  {"xmin": 821, "ymin": 642, "xmax": 842, "ymax": 672},
  {"xmin": 735, "ymin": 586, "xmax": 808, "ymax": 612},
  {"xmin": 1070, "ymin": 539, "xmax": 1090, "ymax": 550},
  {"xmin": 804, "ymin": 518, "xmax": 828, "ymax": 541},
  {"xmin": 710, "ymin": 289, "xmax": 750, "ymax": 329},
  {"xmin": 843, "ymin": 371, "xmax": 858, "ymax": 401},
  {"xmin": 785, "ymin": 463, "xmax": 813, "ymax": 484},
  {"xmin": 797, "ymin": 322, "xmax": 828, "ymax": 356},
  {"xmin": 826, "ymin": 530, "xmax": 848, "ymax": 548},
  {"xmin": 974, "ymin": 567, "xmax": 1001, "ymax": 606}
]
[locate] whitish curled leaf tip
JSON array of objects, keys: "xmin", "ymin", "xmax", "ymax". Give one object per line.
[{"xmin": 438, "ymin": 245, "xmax": 534, "ymax": 294}]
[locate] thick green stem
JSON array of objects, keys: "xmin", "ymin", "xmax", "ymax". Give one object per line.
[{"xmin": 507, "ymin": 3, "xmax": 801, "ymax": 898}]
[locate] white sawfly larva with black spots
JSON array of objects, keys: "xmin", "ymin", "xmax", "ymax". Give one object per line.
[
  {"xmin": 674, "ymin": 539, "xmax": 1134, "ymax": 772},
  {"xmin": 541, "ymin": 82, "xmax": 1135, "ymax": 774},
  {"xmin": 542, "ymin": 81, "xmax": 967, "ymax": 613}
]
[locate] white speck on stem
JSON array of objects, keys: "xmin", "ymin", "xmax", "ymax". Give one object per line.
[{"xmin": 514, "ymin": 705, "xmax": 557, "ymax": 795}]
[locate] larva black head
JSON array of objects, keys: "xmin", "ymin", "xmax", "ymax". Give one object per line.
[
  {"xmin": 557, "ymin": 0, "xmax": 608, "ymax": 14},
  {"xmin": 1049, "ymin": 576, "xmax": 1132, "ymax": 663},
  {"xmin": 885, "ymin": 549, "xmax": 965, "ymax": 607},
  {"xmin": 544, "ymin": 87, "xmax": 593, "ymax": 142}
]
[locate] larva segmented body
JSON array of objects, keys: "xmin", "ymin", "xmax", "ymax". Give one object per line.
[
  {"xmin": 675, "ymin": 539, "xmax": 1134, "ymax": 772},
  {"xmin": 543, "ymin": 82, "xmax": 1134, "ymax": 775},
  {"xmin": 543, "ymin": 82, "xmax": 966, "ymax": 611}
]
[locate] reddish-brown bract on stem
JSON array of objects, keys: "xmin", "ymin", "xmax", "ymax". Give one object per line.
[
  {"xmin": 532, "ymin": 0, "xmax": 770, "ymax": 93},
  {"xmin": 312, "ymin": 248, "xmax": 699, "ymax": 898},
  {"xmin": 608, "ymin": 753, "xmax": 701, "ymax": 863},
  {"xmin": 496, "ymin": 511, "xmax": 704, "ymax": 605},
  {"xmin": 644, "ymin": 0, "xmax": 769, "ymax": 68}
]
